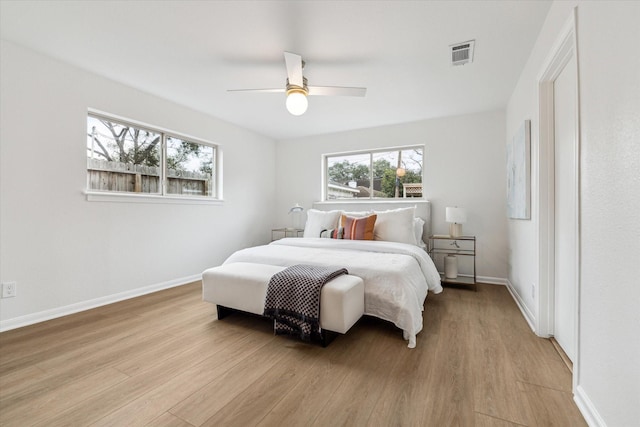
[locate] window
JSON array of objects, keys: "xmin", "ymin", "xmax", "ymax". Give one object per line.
[
  {"xmin": 86, "ymin": 112, "xmax": 219, "ymax": 200},
  {"xmin": 166, "ymin": 136, "xmax": 215, "ymax": 197},
  {"xmin": 324, "ymin": 146, "xmax": 424, "ymax": 200}
]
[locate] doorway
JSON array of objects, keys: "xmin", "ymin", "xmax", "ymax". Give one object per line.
[{"xmin": 537, "ymin": 9, "xmax": 580, "ymax": 384}]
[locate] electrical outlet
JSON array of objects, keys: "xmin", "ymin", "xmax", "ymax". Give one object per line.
[{"xmin": 2, "ymin": 281, "xmax": 17, "ymax": 298}]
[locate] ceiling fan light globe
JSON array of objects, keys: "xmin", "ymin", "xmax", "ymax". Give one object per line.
[{"xmin": 286, "ymin": 91, "xmax": 308, "ymax": 116}]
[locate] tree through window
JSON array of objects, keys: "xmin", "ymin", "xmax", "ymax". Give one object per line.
[{"xmin": 325, "ymin": 146, "xmax": 423, "ymax": 200}]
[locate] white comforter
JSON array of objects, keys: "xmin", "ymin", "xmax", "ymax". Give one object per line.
[{"xmin": 223, "ymin": 238, "xmax": 443, "ymax": 348}]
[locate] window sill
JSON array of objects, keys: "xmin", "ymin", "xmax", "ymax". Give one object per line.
[
  {"xmin": 85, "ymin": 191, "xmax": 224, "ymax": 205},
  {"xmin": 317, "ymin": 199, "xmax": 426, "ymax": 205}
]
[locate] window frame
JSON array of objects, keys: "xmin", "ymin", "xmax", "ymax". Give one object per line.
[
  {"xmin": 322, "ymin": 144, "xmax": 425, "ymax": 201},
  {"xmin": 85, "ymin": 109, "xmax": 223, "ymax": 205}
]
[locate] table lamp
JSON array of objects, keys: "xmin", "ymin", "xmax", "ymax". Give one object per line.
[
  {"xmin": 288, "ymin": 203, "xmax": 304, "ymax": 230},
  {"xmin": 446, "ymin": 207, "xmax": 466, "ymax": 238}
]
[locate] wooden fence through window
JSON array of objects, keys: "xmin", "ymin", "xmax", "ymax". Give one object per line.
[{"xmin": 87, "ymin": 159, "xmax": 212, "ymax": 196}]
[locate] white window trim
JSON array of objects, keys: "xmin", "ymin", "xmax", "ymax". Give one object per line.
[
  {"xmin": 322, "ymin": 144, "xmax": 425, "ymax": 201},
  {"xmin": 86, "ymin": 109, "xmax": 223, "ymax": 203},
  {"xmin": 84, "ymin": 191, "xmax": 224, "ymax": 205}
]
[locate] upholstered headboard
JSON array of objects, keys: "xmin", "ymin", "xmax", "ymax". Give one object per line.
[{"xmin": 311, "ymin": 200, "xmax": 432, "ymax": 243}]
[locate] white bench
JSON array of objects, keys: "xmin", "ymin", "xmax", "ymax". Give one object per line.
[{"xmin": 202, "ymin": 262, "xmax": 364, "ymax": 345}]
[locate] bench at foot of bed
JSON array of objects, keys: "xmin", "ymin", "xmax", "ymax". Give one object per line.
[{"xmin": 202, "ymin": 262, "xmax": 364, "ymax": 345}]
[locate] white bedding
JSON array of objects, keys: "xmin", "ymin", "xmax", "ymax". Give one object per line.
[{"xmin": 223, "ymin": 238, "xmax": 443, "ymax": 348}]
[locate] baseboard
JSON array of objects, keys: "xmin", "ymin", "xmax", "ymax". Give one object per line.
[
  {"xmin": 505, "ymin": 279, "xmax": 536, "ymax": 333},
  {"xmin": 0, "ymin": 274, "xmax": 201, "ymax": 333},
  {"xmin": 574, "ymin": 385, "xmax": 607, "ymax": 427},
  {"xmin": 477, "ymin": 275, "xmax": 507, "ymax": 285}
]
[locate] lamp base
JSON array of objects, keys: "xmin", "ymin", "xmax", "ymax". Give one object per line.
[{"xmin": 449, "ymin": 223, "xmax": 463, "ymax": 238}]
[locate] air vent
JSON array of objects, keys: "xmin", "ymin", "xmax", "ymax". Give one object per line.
[{"xmin": 450, "ymin": 40, "xmax": 475, "ymax": 66}]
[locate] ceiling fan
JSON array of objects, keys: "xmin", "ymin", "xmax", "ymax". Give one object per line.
[{"xmin": 228, "ymin": 52, "xmax": 367, "ymax": 116}]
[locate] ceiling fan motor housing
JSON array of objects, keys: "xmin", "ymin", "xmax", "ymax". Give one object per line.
[{"xmin": 286, "ymin": 77, "xmax": 309, "ymax": 96}]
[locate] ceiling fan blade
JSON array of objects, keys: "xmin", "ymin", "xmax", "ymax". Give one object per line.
[
  {"xmin": 284, "ymin": 51, "xmax": 303, "ymax": 87},
  {"xmin": 227, "ymin": 88, "xmax": 285, "ymax": 94},
  {"xmin": 307, "ymin": 86, "xmax": 367, "ymax": 97}
]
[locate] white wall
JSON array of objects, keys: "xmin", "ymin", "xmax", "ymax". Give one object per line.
[
  {"xmin": 0, "ymin": 40, "xmax": 277, "ymax": 328},
  {"xmin": 275, "ymin": 110, "xmax": 508, "ymax": 282},
  {"xmin": 506, "ymin": 1, "xmax": 640, "ymax": 425}
]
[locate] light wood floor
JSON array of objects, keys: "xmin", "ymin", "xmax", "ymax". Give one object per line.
[{"xmin": 0, "ymin": 282, "xmax": 586, "ymax": 426}]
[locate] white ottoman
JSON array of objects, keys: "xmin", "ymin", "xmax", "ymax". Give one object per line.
[{"xmin": 202, "ymin": 262, "xmax": 364, "ymax": 343}]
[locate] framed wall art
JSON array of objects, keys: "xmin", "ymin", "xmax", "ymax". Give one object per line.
[{"xmin": 507, "ymin": 120, "xmax": 531, "ymax": 219}]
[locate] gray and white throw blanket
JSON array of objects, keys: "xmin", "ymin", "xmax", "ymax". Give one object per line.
[{"xmin": 263, "ymin": 264, "xmax": 348, "ymax": 341}]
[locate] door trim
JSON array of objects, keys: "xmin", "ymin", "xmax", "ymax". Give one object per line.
[{"xmin": 536, "ymin": 7, "xmax": 581, "ymax": 391}]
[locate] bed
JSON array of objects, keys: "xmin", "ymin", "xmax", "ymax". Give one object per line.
[{"xmin": 222, "ymin": 201, "xmax": 442, "ymax": 348}]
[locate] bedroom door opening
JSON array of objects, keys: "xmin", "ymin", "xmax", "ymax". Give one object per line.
[{"xmin": 537, "ymin": 9, "xmax": 580, "ymax": 381}]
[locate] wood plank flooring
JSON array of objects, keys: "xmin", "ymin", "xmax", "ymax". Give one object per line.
[{"xmin": 0, "ymin": 282, "xmax": 586, "ymax": 426}]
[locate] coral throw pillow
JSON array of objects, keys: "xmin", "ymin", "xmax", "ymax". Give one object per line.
[{"xmin": 341, "ymin": 214, "xmax": 377, "ymax": 240}]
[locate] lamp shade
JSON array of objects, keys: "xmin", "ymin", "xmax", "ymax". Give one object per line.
[
  {"xmin": 446, "ymin": 207, "xmax": 466, "ymax": 224},
  {"xmin": 288, "ymin": 203, "xmax": 304, "ymax": 213}
]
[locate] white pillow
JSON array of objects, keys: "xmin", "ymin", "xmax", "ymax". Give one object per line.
[
  {"xmin": 341, "ymin": 210, "xmax": 372, "ymax": 218},
  {"xmin": 303, "ymin": 209, "xmax": 342, "ymax": 238},
  {"xmin": 414, "ymin": 217, "xmax": 426, "ymax": 248},
  {"xmin": 373, "ymin": 206, "xmax": 417, "ymax": 245}
]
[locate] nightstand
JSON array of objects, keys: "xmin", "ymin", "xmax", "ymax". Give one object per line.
[
  {"xmin": 427, "ymin": 235, "xmax": 477, "ymax": 290},
  {"xmin": 271, "ymin": 228, "xmax": 304, "ymax": 241}
]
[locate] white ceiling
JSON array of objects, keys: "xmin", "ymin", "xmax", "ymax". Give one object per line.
[{"xmin": 0, "ymin": 0, "xmax": 551, "ymax": 140}]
